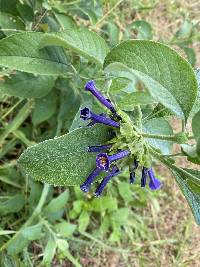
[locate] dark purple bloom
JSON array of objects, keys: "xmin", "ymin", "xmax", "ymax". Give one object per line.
[
  {"xmin": 141, "ymin": 167, "xmax": 148, "ymax": 187},
  {"xmin": 88, "ymin": 144, "xmax": 113, "ymax": 152},
  {"xmin": 85, "ymin": 80, "xmax": 116, "ymax": 113},
  {"xmin": 86, "ymin": 113, "xmax": 106, "ymax": 127},
  {"xmin": 80, "ymin": 107, "xmax": 120, "ymax": 128},
  {"xmin": 80, "ymin": 167, "xmax": 101, "ymax": 193},
  {"xmin": 130, "ymin": 159, "xmax": 139, "ymax": 184},
  {"xmin": 148, "ymin": 168, "xmax": 161, "ymax": 190},
  {"xmin": 94, "ymin": 165, "xmax": 120, "ymax": 197},
  {"xmin": 96, "ymin": 150, "xmax": 130, "ymax": 171},
  {"xmin": 130, "ymin": 172, "xmax": 135, "ymax": 184}
]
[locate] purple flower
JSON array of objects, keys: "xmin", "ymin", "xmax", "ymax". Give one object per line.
[
  {"xmin": 130, "ymin": 159, "xmax": 139, "ymax": 184},
  {"xmin": 141, "ymin": 167, "xmax": 148, "ymax": 187},
  {"xmin": 85, "ymin": 80, "xmax": 116, "ymax": 113},
  {"xmin": 148, "ymin": 168, "xmax": 161, "ymax": 190},
  {"xmin": 130, "ymin": 172, "xmax": 135, "ymax": 184},
  {"xmin": 80, "ymin": 167, "xmax": 101, "ymax": 193},
  {"xmin": 96, "ymin": 150, "xmax": 130, "ymax": 171},
  {"xmin": 94, "ymin": 165, "xmax": 120, "ymax": 197},
  {"xmin": 88, "ymin": 144, "xmax": 113, "ymax": 152},
  {"xmin": 80, "ymin": 107, "xmax": 120, "ymax": 128}
]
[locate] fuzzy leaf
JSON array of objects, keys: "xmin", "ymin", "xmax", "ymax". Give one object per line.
[
  {"xmin": 32, "ymin": 90, "xmax": 57, "ymax": 125},
  {"xmin": 39, "ymin": 28, "xmax": 110, "ymax": 65},
  {"xmin": 118, "ymin": 92, "xmax": 155, "ymax": 111},
  {"xmin": 181, "ymin": 144, "xmax": 200, "ymax": 164},
  {"xmin": 143, "ymin": 118, "xmax": 173, "ymax": 154},
  {"xmin": 0, "ymin": 72, "xmax": 55, "ymax": 98},
  {"xmin": 172, "ymin": 168, "xmax": 200, "ymax": 225},
  {"xmin": 0, "ymin": 32, "xmax": 69, "ymax": 75},
  {"xmin": 104, "ymin": 40, "xmax": 198, "ymax": 121},
  {"xmin": 18, "ymin": 125, "xmax": 112, "ymax": 186},
  {"xmin": 192, "ymin": 109, "xmax": 200, "ymax": 140},
  {"xmin": 0, "ymin": 12, "xmax": 25, "ymax": 35}
]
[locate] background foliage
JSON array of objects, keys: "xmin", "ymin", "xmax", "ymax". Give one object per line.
[{"xmin": 0, "ymin": 0, "xmax": 200, "ymax": 266}]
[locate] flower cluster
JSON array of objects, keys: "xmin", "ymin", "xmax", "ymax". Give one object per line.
[{"xmin": 80, "ymin": 80, "xmax": 161, "ymax": 196}]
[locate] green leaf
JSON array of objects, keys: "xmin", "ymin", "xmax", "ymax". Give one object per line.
[
  {"xmin": 181, "ymin": 144, "xmax": 200, "ymax": 164},
  {"xmin": 0, "ymin": 0, "xmax": 19, "ymax": 16},
  {"xmin": 44, "ymin": 190, "xmax": 69, "ymax": 214},
  {"xmin": 127, "ymin": 20, "xmax": 153, "ymax": 39},
  {"xmin": 189, "ymin": 69, "xmax": 200, "ymax": 118},
  {"xmin": 18, "ymin": 125, "xmax": 111, "ymax": 186},
  {"xmin": 175, "ymin": 20, "xmax": 193, "ymax": 39},
  {"xmin": 78, "ymin": 210, "xmax": 90, "ymax": 232},
  {"xmin": 39, "ymin": 28, "xmax": 110, "ymax": 65},
  {"xmin": 0, "ymin": 72, "xmax": 55, "ymax": 98},
  {"xmin": 192, "ymin": 109, "xmax": 200, "ymax": 140},
  {"xmin": 118, "ymin": 92, "xmax": 155, "ymax": 111},
  {"xmin": 197, "ymin": 137, "xmax": 200, "ymax": 157},
  {"xmin": 111, "ymin": 208, "xmax": 129, "ymax": 225},
  {"xmin": 172, "ymin": 169, "xmax": 200, "ymax": 225},
  {"xmin": 42, "ymin": 235, "xmax": 57, "ymax": 265},
  {"xmin": 17, "ymin": 3, "xmax": 34, "ymax": 22},
  {"xmin": 32, "ymin": 90, "xmax": 57, "ymax": 125},
  {"xmin": 104, "ymin": 40, "xmax": 198, "ymax": 121},
  {"xmin": 0, "ymin": 12, "xmax": 25, "ymax": 35},
  {"xmin": 90, "ymin": 196, "xmax": 118, "ymax": 212},
  {"xmin": 182, "ymin": 46, "xmax": 196, "ymax": 66},
  {"xmin": 0, "ymin": 194, "xmax": 24, "ymax": 216},
  {"xmin": 118, "ymin": 182, "xmax": 133, "ymax": 203},
  {"xmin": 143, "ymin": 118, "xmax": 173, "ymax": 154},
  {"xmin": 56, "ymin": 239, "xmax": 69, "ymax": 252},
  {"xmin": 0, "ymin": 32, "xmax": 69, "ymax": 75},
  {"xmin": 102, "ymin": 22, "xmax": 119, "ymax": 46},
  {"xmin": 54, "ymin": 13, "xmax": 77, "ymax": 30},
  {"xmin": 0, "ymin": 230, "xmax": 16, "ymax": 235},
  {"xmin": 21, "ymin": 224, "xmax": 42, "ymax": 240},
  {"xmin": 54, "ymin": 221, "xmax": 76, "ymax": 237},
  {"xmin": 5, "ymin": 224, "xmax": 42, "ymax": 255}
]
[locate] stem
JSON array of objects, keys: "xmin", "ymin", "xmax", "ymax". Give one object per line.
[
  {"xmin": 141, "ymin": 132, "xmax": 177, "ymax": 141},
  {"xmin": 182, "ymin": 120, "xmax": 186, "ymax": 132},
  {"xmin": 135, "ymin": 105, "xmax": 143, "ymax": 131},
  {"xmin": 0, "ymin": 100, "xmax": 34, "ymax": 144},
  {"xmin": 80, "ymin": 231, "xmax": 129, "ymax": 254},
  {"xmin": 188, "ymin": 135, "xmax": 194, "ymax": 140},
  {"xmin": 149, "ymin": 147, "xmax": 200, "ymax": 185},
  {"xmin": 162, "ymin": 153, "xmax": 183, "ymax": 157},
  {"xmin": 2, "ymin": 99, "xmax": 23, "ymax": 120},
  {"xmin": 94, "ymin": 0, "xmax": 124, "ymax": 27},
  {"xmin": 0, "ymin": 184, "xmax": 50, "ymax": 251}
]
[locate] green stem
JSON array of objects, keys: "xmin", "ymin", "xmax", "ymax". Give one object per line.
[
  {"xmin": 94, "ymin": 0, "xmax": 124, "ymax": 27},
  {"xmin": 1, "ymin": 99, "xmax": 23, "ymax": 120},
  {"xmin": 141, "ymin": 132, "xmax": 177, "ymax": 141},
  {"xmin": 162, "ymin": 153, "xmax": 183, "ymax": 157},
  {"xmin": 149, "ymin": 147, "xmax": 200, "ymax": 185},
  {"xmin": 0, "ymin": 100, "xmax": 34, "ymax": 144},
  {"xmin": 0, "ymin": 184, "xmax": 50, "ymax": 251},
  {"xmin": 135, "ymin": 105, "xmax": 143, "ymax": 131}
]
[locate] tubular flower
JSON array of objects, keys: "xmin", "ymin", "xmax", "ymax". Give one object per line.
[
  {"xmin": 80, "ymin": 167, "xmax": 101, "ymax": 193},
  {"xmin": 80, "ymin": 107, "xmax": 120, "ymax": 128},
  {"xmin": 88, "ymin": 144, "xmax": 113, "ymax": 152},
  {"xmin": 85, "ymin": 80, "xmax": 116, "ymax": 113},
  {"xmin": 130, "ymin": 159, "xmax": 139, "ymax": 184},
  {"xmin": 96, "ymin": 150, "xmax": 130, "ymax": 171},
  {"xmin": 94, "ymin": 166, "xmax": 120, "ymax": 197},
  {"xmin": 141, "ymin": 167, "xmax": 148, "ymax": 187},
  {"xmin": 148, "ymin": 168, "xmax": 162, "ymax": 190}
]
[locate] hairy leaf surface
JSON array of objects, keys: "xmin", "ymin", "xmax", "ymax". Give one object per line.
[
  {"xmin": 104, "ymin": 40, "xmax": 198, "ymax": 120},
  {"xmin": 18, "ymin": 125, "xmax": 112, "ymax": 186}
]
